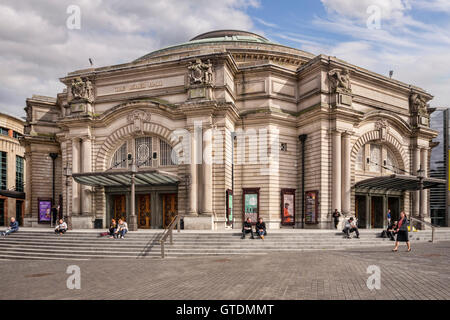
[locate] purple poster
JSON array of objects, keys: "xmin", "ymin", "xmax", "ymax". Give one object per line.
[{"xmin": 39, "ymin": 200, "xmax": 52, "ymax": 222}]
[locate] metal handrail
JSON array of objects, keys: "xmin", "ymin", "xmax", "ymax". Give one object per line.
[
  {"xmin": 159, "ymin": 215, "xmax": 181, "ymax": 258},
  {"xmin": 409, "ymin": 216, "xmax": 440, "ymax": 243}
]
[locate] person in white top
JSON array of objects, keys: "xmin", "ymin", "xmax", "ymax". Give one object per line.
[
  {"xmin": 343, "ymin": 217, "xmax": 360, "ymax": 239},
  {"xmin": 115, "ymin": 218, "xmax": 128, "ymax": 239},
  {"xmin": 54, "ymin": 219, "xmax": 68, "ymax": 235}
]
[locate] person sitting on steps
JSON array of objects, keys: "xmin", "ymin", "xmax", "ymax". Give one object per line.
[
  {"xmin": 255, "ymin": 217, "xmax": 267, "ymax": 240},
  {"xmin": 54, "ymin": 219, "xmax": 68, "ymax": 235},
  {"xmin": 0, "ymin": 217, "xmax": 19, "ymax": 236},
  {"xmin": 343, "ymin": 217, "xmax": 359, "ymax": 239},
  {"xmin": 115, "ymin": 218, "xmax": 128, "ymax": 239},
  {"xmin": 241, "ymin": 217, "xmax": 255, "ymax": 239},
  {"xmin": 108, "ymin": 218, "xmax": 117, "ymax": 239},
  {"xmin": 387, "ymin": 220, "xmax": 398, "ymax": 241}
]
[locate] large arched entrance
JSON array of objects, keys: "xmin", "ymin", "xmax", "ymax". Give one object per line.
[
  {"xmin": 351, "ymin": 129, "xmax": 408, "ymax": 229},
  {"xmin": 106, "ymin": 134, "xmax": 179, "ymax": 229}
]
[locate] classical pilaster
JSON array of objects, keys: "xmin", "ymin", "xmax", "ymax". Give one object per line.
[
  {"xmin": 188, "ymin": 128, "xmax": 198, "ymax": 216},
  {"xmin": 341, "ymin": 132, "xmax": 351, "ymax": 215},
  {"xmin": 332, "ymin": 130, "xmax": 342, "ymax": 212},
  {"xmin": 420, "ymin": 148, "xmax": 428, "ymax": 219},
  {"xmin": 201, "ymin": 128, "xmax": 213, "ymax": 216},
  {"xmin": 24, "ymin": 152, "xmax": 32, "ymax": 218},
  {"xmin": 81, "ymin": 136, "xmax": 92, "ymax": 215},
  {"xmin": 412, "ymin": 147, "xmax": 421, "ymax": 218},
  {"xmin": 71, "ymin": 138, "xmax": 81, "ymax": 215}
]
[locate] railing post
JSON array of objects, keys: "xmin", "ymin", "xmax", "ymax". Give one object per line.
[
  {"xmin": 177, "ymin": 216, "xmax": 180, "ymax": 233},
  {"xmin": 431, "ymin": 227, "xmax": 434, "ymax": 243},
  {"xmin": 161, "ymin": 241, "xmax": 165, "ymax": 259},
  {"xmin": 170, "ymin": 228, "xmax": 173, "ymax": 245}
]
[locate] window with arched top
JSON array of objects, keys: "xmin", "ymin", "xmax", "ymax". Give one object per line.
[
  {"xmin": 110, "ymin": 136, "xmax": 176, "ymax": 169},
  {"xmin": 355, "ymin": 143, "xmax": 400, "ymax": 174},
  {"xmin": 111, "ymin": 143, "xmax": 127, "ymax": 168}
]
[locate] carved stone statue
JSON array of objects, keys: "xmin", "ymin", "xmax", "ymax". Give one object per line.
[
  {"xmin": 127, "ymin": 109, "xmax": 151, "ymax": 133},
  {"xmin": 70, "ymin": 77, "xmax": 94, "ymax": 103},
  {"xmin": 375, "ymin": 119, "xmax": 389, "ymax": 141},
  {"xmin": 410, "ymin": 93, "xmax": 428, "ymax": 116},
  {"xmin": 328, "ymin": 68, "xmax": 351, "ymax": 93},
  {"xmin": 188, "ymin": 59, "xmax": 213, "ymax": 85}
]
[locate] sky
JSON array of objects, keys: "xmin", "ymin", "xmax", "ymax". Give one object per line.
[{"xmin": 1, "ymin": 0, "xmax": 450, "ymax": 118}]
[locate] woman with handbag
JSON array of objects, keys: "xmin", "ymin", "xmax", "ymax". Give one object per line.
[{"xmin": 392, "ymin": 211, "xmax": 411, "ymax": 252}]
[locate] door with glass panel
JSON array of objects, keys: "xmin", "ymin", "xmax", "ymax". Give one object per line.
[
  {"xmin": 138, "ymin": 194, "xmax": 151, "ymax": 229},
  {"xmin": 162, "ymin": 194, "xmax": 177, "ymax": 228}
]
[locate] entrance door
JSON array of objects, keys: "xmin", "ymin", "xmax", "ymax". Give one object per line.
[
  {"xmin": 138, "ymin": 194, "xmax": 151, "ymax": 229},
  {"xmin": 0, "ymin": 198, "xmax": 4, "ymax": 226},
  {"xmin": 162, "ymin": 194, "xmax": 177, "ymax": 228},
  {"xmin": 387, "ymin": 197, "xmax": 400, "ymax": 223},
  {"xmin": 113, "ymin": 195, "xmax": 126, "ymax": 221},
  {"xmin": 355, "ymin": 195, "xmax": 367, "ymax": 229},
  {"xmin": 16, "ymin": 200, "xmax": 23, "ymax": 226},
  {"xmin": 371, "ymin": 196, "xmax": 384, "ymax": 228}
]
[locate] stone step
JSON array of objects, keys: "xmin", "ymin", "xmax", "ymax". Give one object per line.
[{"xmin": 0, "ymin": 229, "xmax": 448, "ymax": 261}]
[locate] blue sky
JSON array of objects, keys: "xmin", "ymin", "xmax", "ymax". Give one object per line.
[{"xmin": 1, "ymin": 0, "xmax": 450, "ymax": 117}]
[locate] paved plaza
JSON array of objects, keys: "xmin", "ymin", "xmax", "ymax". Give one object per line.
[{"xmin": 1, "ymin": 240, "xmax": 449, "ymax": 300}]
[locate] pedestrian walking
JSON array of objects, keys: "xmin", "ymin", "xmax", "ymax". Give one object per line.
[
  {"xmin": 392, "ymin": 211, "xmax": 411, "ymax": 252},
  {"xmin": 387, "ymin": 209, "xmax": 392, "ymax": 226}
]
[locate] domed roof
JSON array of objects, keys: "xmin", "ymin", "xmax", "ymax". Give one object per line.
[
  {"xmin": 135, "ymin": 29, "xmax": 276, "ymax": 61},
  {"xmin": 189, "ymin": 30, "xmax": 269, "ymax": 42}
]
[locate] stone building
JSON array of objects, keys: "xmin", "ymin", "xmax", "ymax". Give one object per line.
[
  {"xmin": 0, "ymin": 112, "xmax": 26, "ymax": 226},
  {"xmin": 21, "ymin": 30, "xmax": 440, "ymax": 230}
]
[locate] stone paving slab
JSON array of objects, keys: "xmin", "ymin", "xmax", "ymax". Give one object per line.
[{"xmin": 0, "ymin": 241, "xmax": 449, "ymax": 300}]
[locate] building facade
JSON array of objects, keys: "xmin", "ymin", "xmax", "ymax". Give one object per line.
[
  {"xmin": 0, "ymin": 112, "xmax": 26, "ymax": 226},
  {"xmin": 430, "ymin": 108, "xmax": 449, "ymax": 226},
  {"xmin": 21, "ymin": 30, "xmax": 439, "ymax": 230}
]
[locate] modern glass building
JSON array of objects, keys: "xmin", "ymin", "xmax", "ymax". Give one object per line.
[{"xmin": 430, "ymin": 108, "xmax": 449, "ymax": 226}]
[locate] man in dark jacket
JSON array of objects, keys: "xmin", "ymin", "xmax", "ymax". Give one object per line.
[
  {"xmin": 241, "ymin": 217, "xmax": 255, "ymax": 239},
  {"xmin": 332, "ymin": 209, "xmax": 340, "ymax": 229},
  {"xmin": 255, "ymin": 217, "xmax": 267, "ymax": 240},
  {"xmin": 51, "ymin": 205, "xmax": 58, "ymax": 226},
  {"xmin": 1, "ymin": 217, "xmax": 19, "ymax": 236}
]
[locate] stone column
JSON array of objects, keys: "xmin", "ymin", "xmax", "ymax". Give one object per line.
[
  {"xmin": 71, "ymin": 138, "xmax": 81, "ymax": 215},
  {"xmin": 188, "ymin": 128, "xmax": 198, "ymax": 215},
  {"xmin": 341, "ymin": 132, "xmax": 351, "ymax": 215},
  {"xmin": 201, "ymin": 128, "xmax": 213, "ymax": 215},
  {"xmin": 412, "ymin": 147, "xmax": 421, "ymax": 218},
  {"xmin": 332, "ymin": 130, "xmax": 342, "ymax": 213},
  {"xmin": 24, "ymin": 152, "xmax": 32, "ymax": 218},
  {"xmin": 420, "ymin": 148, "xmax": 428, "ymax": 219},
  {"xmin": 81, "ymin": 137, "xmax": 92, "ymax": 215}
]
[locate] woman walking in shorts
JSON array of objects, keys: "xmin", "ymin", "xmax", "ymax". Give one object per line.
[{"xmin": 392, "ymin": 211, "xmax": 411, "ymax": 252}]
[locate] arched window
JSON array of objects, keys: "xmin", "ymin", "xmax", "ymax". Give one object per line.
[
  {"xmin": 355, "ymin": 143, "xmax": 400, "ymax": 175},
  {"xmin": 111, "ymin": 143, "xmax": 127, "ymax": 168},
  {"xmin": 369, "ymin": 144, "xmax": 381, "ymax": 172},
  {"xmin": 110, "ymin": 136, "xmax": 178, "ymax": 169},
  {"xmin": 385, "ymin": 148, "xmax": 398, "ymax": 173},
  {"xmin": 135, "ymin": 137, "xmax": 152, "ymax": 167},
  {"xmin": 160, "ymin": 139, "xmax": 176, "ymax": 166},
  {"xmin": 356, "ymin": 147, "xmax": 364, "ymax": 171}
]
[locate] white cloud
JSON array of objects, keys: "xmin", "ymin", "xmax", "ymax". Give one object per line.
[
  {"xmin": 0, "ymin": 0, "xmax": 259, "ymax": 117},
  {"xmin": 311, "ymin": 0, "xmax": 450, "ymax": 107}
]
